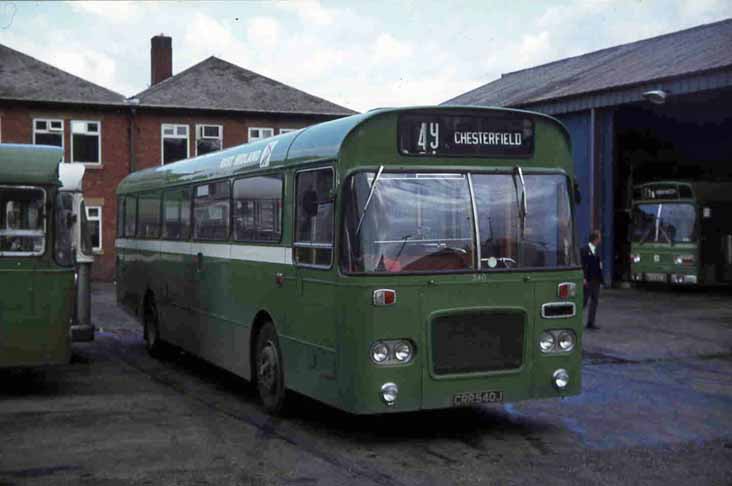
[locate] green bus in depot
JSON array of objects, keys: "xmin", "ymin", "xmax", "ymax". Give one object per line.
[
  {"xmin": 115, "ymin": 106, "xmax": 583, "ymax": 414},
  {"xmin": 0, "ymin": 144, "xmax": 77, "ymax": 368},
  {"xmin": 630, "ymin": 181, "xmax": 732, "ymax": 286}
]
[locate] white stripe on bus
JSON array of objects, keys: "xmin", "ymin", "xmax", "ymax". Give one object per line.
[{"xmin": 116, "ymin": 238, "xmax": 293, "ymax": 265}]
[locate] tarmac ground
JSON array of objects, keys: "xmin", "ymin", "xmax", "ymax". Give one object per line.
[{"xmin": 1, "ymin": 283, "xmax": 731, "ymax": 485}]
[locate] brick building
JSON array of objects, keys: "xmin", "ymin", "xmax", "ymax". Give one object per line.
[{"xmin": 0, "ymin": 35, "xmax": 355, "ymax": 280}]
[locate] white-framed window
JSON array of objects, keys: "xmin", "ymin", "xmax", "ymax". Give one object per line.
[
  {"xmin": 248, "ymin": 127, "xmax": 274, "ymax": 142},
  {"xmin": 195, "ymin": 124, "xmax": 223, "ymax": 156},
  {"xmin": 70, "ymin": 120, "xmax": 101, "ymax": 164},
  {"xmin": 86, "ymin": 205, "xmax": 102, "ymax": 252},
  {"xmin": 279, "ymin": 128, "xmax": 298, "ymax": 134},
  {"xmin": 33, "ymin": 119, "xmax": 64, "ymax": 150},
  {"xmin": 161, "ymin": 124, "xmax": 189, "ymax": 165}
]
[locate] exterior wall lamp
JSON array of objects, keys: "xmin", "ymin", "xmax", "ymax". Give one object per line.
[{"xmin": 642, "ymin": 89, "xmax": 668, "ymax": 105}]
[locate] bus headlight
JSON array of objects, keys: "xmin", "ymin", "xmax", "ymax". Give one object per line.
[
  {"xmin": 370, "ymin": 342, "xmax": 389, "ymax": 363},
  {"xmin": 370, "ymin": 339, "xmax": 415, "ymax": 365},
  {"xmin": 557, "ymin": 331, "xmax": 576, "ymax": 351},
  {"xmin": 539, "ymin": 332, "xmax": 555, "ymax": 353},
  {"xmin": 539, "ymin": 330, "xmax": 576, "ymax": 354},
  {"xmin": 553, "ymin": 369, "xmax": 570, "ymax": 390},
  {"xmin": 674, "ymin": 255, "xmax": 695, "ymax": 265},
  {"xmin": 394, "ymin": 341, "xmax": 413, "ymax": 362},
  {"xmin": 380, "ymin": 382, "xmax": 399, "ymax": 405},
  {"xmin": 631, "ymin": 254, "xmax": 641, "ymax": 264}
]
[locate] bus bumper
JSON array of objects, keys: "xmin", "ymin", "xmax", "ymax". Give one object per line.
[{"xmin": 339, "ymin": 354, "xmax": 582, "ymax": 415}]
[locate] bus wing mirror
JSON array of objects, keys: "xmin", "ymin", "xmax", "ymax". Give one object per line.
[{"xmin": 573, "ymin": 180, "xmax": 582, "ymax": 204}]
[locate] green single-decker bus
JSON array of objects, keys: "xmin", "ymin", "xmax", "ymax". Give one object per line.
[
  {"xmin": 116, "ymin": 107, "xmax": 583, "ymax": 414},
  {"xmin": 630, "ymin": 180, "xmax": 732, "ymax": 286},
  {"xmin": 0, "ymin": 144, "xmax": 77, "ymax": 368}
]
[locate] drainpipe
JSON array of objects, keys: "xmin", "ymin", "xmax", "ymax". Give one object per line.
[
  {"xmin": 126, "ymin": 98, "xmax": 140, "ymax": 173},
  {"xmin": 589, "ymin": 108, "xmax": 597, "ymax": 232}
]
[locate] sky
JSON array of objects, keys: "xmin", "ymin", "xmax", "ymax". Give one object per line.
[{"xmin": 1, "ymin": 1, "xmax": 730, "ymax": 112}]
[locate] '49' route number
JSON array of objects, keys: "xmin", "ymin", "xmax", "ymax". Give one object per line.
[{"xmin": 417, "ymin": 122, "xmax": 440, "ymax": 151}]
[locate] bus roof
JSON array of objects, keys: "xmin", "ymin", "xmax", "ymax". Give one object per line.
[
  {"xmin": 0, "ymin": 144, "xmax": 63, "ymax": 185},
  {"xmin": 634, "ymin": 180, "xmax": 732, "ymax": 204},
  {"xmin": 117, "ymin": 106, "xmax": 571, "ymax": 195},
  {"xmin": 59, "ymin": 163, "xmax": 86, "ymax": 192}
]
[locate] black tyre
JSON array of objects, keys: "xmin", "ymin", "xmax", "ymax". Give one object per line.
[
  {"xmin": 143, "ymin": 295, "xmax": 166, "ymax": 358},
  {"xmin": 254, "ymin": 322, "xmax": 288, "ymax": 415}
]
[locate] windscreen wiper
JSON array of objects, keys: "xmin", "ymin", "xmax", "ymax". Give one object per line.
[
  {"xmin": 513, "ymin": 166, "xmax": 528, "ymax": 238},
  {"xmin": 658, "ymin": 223, "xmax": 674, "ymax": 245},
  {"xmin": 355, "ymin": 165, "xmax": 384, "ymax": 236}
]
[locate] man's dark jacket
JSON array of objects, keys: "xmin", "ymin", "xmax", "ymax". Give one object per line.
[{"xmin": 581, "ymin": 244, "xmax": 603, "ymax": 284}]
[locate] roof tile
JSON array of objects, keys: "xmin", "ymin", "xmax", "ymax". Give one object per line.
[
  {"xmin": 444, "ymin": 19, "xmax": 732, "ymax": 108},
  {"xmin": 132, "ymin": 56, "xmax": 356, "ymax": 116},
  {"xmin": 0, "ymin": 43, "xmax": 127, "ymax": 105}
]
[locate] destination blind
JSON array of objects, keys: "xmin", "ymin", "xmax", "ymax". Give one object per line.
[{"xmin": 398, "ymin": 112, "xmax": 534, "ymax": 157}]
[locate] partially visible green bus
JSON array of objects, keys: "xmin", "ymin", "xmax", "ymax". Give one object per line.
[
  {"xmin": 116, "ymin": 106, "xmax": 583, "ymax": 414},
  {"xmin": 0, "ymin": 144, "xmax": 77, "ymax": 368},
  {"xmin": 630, "ymin": 181, "xmax": 732, "ymax": 286}
]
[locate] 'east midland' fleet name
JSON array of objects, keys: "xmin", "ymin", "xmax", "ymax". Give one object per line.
[{"xmin": 453, "ymin": 131, "xmax": 522, "ymax": 146}]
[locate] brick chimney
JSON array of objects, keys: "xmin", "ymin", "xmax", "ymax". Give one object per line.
[{"xmin": 150, "ymin": 34, "xmax": 172, "ymax": 85}]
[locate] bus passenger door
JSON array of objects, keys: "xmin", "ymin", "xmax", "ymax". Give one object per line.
[{"xmin": 286, "ymin": 167, "xmax": 339, "ymax": 403}]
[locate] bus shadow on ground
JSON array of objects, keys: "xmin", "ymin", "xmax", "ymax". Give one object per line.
[
  {"xmin": 152, "ymin": 342, "xmax": 556, "ymax": 446},
  {"xmin": 0, "ymin": 368, "xmax": 66, "ymax": 397},
  {"xmin": 624, "ymin": 283, "xmax": 732, "ymax": 297}
]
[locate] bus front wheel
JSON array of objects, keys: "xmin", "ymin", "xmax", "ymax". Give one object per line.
[{"xmin": 255, "ymin": 322, "xmax": 287, "ymax": 415}]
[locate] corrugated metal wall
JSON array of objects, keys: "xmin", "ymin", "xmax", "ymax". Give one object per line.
[{"xmin": 558, "ymin": 109, "xmax": 616, "ymax": 285}]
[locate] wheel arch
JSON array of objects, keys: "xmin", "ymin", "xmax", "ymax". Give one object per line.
[
  {"xmin": 249, "ymin": 309, "xmax": 278, "ymax": 381},
  {"xmin": 139, "ymin": 287, "xmax": 156, "ymax": 321}
]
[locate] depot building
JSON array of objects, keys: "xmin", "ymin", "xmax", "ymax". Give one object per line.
[{"xmin": 444, "ymin": 19, "xmax": 732, "ymax": 285}]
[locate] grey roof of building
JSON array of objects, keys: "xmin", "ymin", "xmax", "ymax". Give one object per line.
[
  {"xmin": 443, "ymin": 18, "xmax": 732, "ymax": 108},
  {"xmin": 132, "ymin": 56, "xmax": 356, "ymax": 116},
  {"xmin": 0, "ymin": 43, "xmax": 127, "ymax": 106}
]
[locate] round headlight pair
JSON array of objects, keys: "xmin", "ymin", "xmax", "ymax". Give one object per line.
[
  {"xmin": 539, "ymin": 330, "xmax": 576, "ymax": 353},
  {"xmin": 370, "ymin": 340, "xmax": 414, "ymax": 364}
]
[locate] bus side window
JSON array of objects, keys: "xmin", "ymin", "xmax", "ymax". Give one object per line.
[
  {"xmin": 124, "ymin": 196, "xmax": 137, "ymax": 238},
  {"xmin": 294, "ymin": 167, "xmax": 334, "ymax": 267},
  {"xmin": 233, "ymin": 175, "xmax": 283, "ymax": 242},
  {"xmin": 137, "ymin": 192, "xmax": 161, "ymax": 239},
  {"xmin": 192, "ymin": 181, "xmax": 230, "ymax": 241},
  {"xmin": 162, "ymin": 188, "xmax": 192, "ymax": 240},
  {"xmin": 117, "ymin": 196, "xmax": 125, "ymax": 238}
]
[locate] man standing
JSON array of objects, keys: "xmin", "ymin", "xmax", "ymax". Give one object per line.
[{"xmin": 581, "ymin": 230, "xmax": 603, "ymax": 330}]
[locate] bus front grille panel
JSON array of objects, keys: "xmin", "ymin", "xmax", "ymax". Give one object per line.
[{"xmin": 431, "ymin": 311, "xmax": 524, "ymax": 375}]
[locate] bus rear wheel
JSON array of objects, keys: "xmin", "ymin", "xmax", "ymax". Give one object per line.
[
  {"xmin": 255, "ymin": 322, "xmax": 287, "ymax": 415},
  {"xmin": 143, "ymin": 296, "xmax": 166, "ymax": 359}
]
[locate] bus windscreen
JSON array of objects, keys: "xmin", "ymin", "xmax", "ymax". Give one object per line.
[
  {"xmin": 0, "ymin": 186, "xmax": 45, "ymax": 256},
  {"xmin": 632, "ymin": 203, "xmax": 696, "ymax": 244},
  {"xmin": 342, "ymin": 172, "xmax": 576, "ymax": 273}
]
